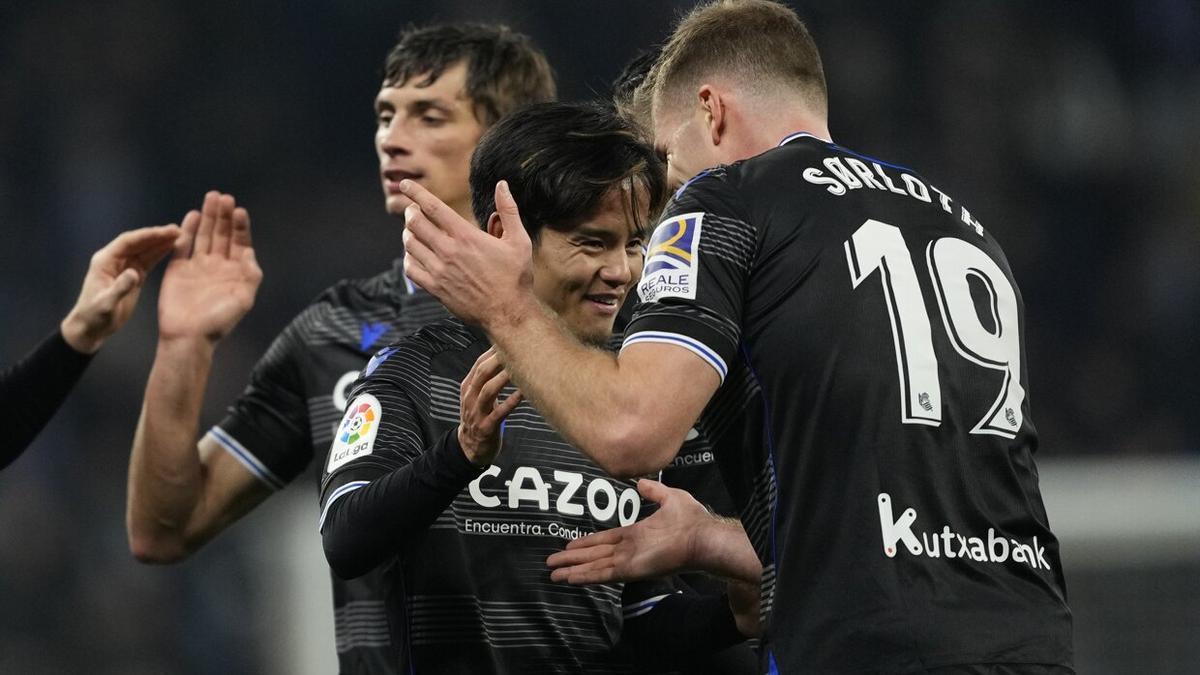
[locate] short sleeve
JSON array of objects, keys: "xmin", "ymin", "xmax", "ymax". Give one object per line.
[
  {"xmin": 211, "ymin": 318, "xmax": 313, "ymax": 490},
  {"xmin": 623, "ymin": 171, "xmax": 757, "ymax": 383}
]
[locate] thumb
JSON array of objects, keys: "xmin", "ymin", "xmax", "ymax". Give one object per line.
[
  {"xmin": 93, "ymin": 268, "xmax": 141, "ymax": 311},
  {"xmin": 636, "ymin": 478, "xmax": 671, "ymax": 505},
  {"xmin": 494, "ymin": 180, "xmax": 528, "ymax": 244}
]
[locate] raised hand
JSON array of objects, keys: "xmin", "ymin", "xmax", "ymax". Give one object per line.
[
  {"xmin": 402, "ymin": 179, "xmax": 535, "ymax": 327},
  {"xmin": 61, "ymin": 224, "xmax": 181, "ymax": 354},
  {"xmin": 157, "ymin": 191, "xmax": 262, "ymax": 345},
  {"xmin": 457, "ymin": 346, "xmax": 523, "ymax": 466}
]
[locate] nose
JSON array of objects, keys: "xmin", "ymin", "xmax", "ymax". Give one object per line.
[
  {"xmin": 598, "ymin": 248, "xmax": 636, "ymax": 287},
  {"xmin": 379, "ymin": 119, "xmax": 412, "ymax": 158}
]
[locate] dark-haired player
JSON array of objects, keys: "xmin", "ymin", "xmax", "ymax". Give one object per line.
[
  {"xmin": 322, "ymin": 101, "xmax": 752, "ymax": 673},
  {"xmin": 399, "ymin": 0, "xmax": 1074, "ymax": 672},
  {"xmin": 125, "ymin": 23, "xmax": 555, "ymax": 673}
]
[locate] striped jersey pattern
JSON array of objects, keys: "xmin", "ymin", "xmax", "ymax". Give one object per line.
[
  {"xmin": 211, "ymin": 259, "xmax": 449, "ymax": 674},
  {"xmin": 320, "ymin": 317, "xmax": 671, "ymax": 674}
]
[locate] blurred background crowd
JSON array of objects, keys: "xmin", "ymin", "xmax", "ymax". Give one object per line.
[{"xmin": 1, "ymin": 1, "xmax": 1196, "ymax": 673}]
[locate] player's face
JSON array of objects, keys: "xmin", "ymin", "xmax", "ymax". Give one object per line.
[
  {"xmin": 375, "ymin": 61, "xmax": 484, "ymax": 222},
  {"xmin": 653, "ymin": 101, "xmax": 719, "ymax": 192},
  {"xmin": 529, "ymin": 189, "xmax": 647, "ymax": 346}
]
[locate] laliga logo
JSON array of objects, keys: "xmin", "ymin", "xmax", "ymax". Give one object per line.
[{"xmin": 339, "ymin": 401, "xmax": 375, "ymax": 444}]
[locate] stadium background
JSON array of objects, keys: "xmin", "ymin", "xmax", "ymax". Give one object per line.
[{"xmin": 0, "ymin": 0, "xmax": 1196, "ymax": 672}]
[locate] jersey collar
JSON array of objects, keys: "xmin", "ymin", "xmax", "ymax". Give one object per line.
[{"xmin": 778, "ymin": 131, "xmax": 830, "ymax": 147}]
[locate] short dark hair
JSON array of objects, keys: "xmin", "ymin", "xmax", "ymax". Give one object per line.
[
  {"xmin": 383, "ymin": 23, "xmax": 556, "ymax": 127},
  {"xmin": 654, "ymin": 0, "xmax": 826, "ymax": 118},
  {"xmin": 610, "ymin": 47, "xmax": 660, "ymax": 138},
  {"xmin": 470, "ymin": 102, "xmax": 667, "ymax": 243}
]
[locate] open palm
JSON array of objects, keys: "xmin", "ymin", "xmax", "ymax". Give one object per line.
[{"xmin": 158, "ymin": 191, "xmax": 262, "ymax": 344}]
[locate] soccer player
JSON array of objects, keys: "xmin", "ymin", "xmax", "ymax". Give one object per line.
[
  {"xmin": 124, "ymin": 23, "xmax": 555, "ymax": 673},
  {"xmin": 610, "ymin": 48, "xmax": 759, "ymax": 675},
  {"xmin": 1, "ymin": 223, "xmax": 180, "ymax": 470},
  {"xmin": 321, "ymin": 101, "xmax": 753, "ymax": 673},
  {"xmin": 398, "ymin": 1, "xmax": 1075, "ymax": 672}
]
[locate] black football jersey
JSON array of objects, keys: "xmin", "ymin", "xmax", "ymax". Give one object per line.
[
  {"xmin": 210, "ymin": 259, "xmax": 448, "ymax": 674},
  {"xmin": 624, "ymin": 133, "xmax": 1073, "ymax": 673},
  {"xmin": 319, "ymin": 318, "xmax": 673, "ymax": 674}
]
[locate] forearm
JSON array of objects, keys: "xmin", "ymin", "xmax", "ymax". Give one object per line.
[
  {"xmin": 126, "ymin": 338, "xmax": 215, "ymax": 557},
  {"xmin": 483, "ymin": 300, "xmax": 664, "ymax": 476},
  {"xmin": 321, "ymin": 429, "xmax": 483, "ymax": 579},
  {"xmin": 0, "ymin": 329, "xmax": 94, "ymax": 470}
]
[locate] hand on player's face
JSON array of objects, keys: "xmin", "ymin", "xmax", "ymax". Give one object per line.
[
  {"xmin": 545, "ymin": 479, "xmax": 711, "ymax": 585},
  {"xmin": 60, "ymin": 224, "xmax": 181, "ymax": 354},
  {"xmin": 457, "ymin": 346, "xmax": 523, "ymax": 467},
  {"xmin": 156, "ymin": 191, "xmax": 262, "ymax": 345},
  {"xmin": 402, "ymin": 179, "xmax": 536, "ymax": 327}
]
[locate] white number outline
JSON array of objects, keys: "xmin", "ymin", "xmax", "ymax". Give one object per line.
[{"xmin": 844, "ymin": 220, "xmax": 1025, "ymax": 438}]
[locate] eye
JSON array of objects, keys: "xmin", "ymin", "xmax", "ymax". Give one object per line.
[
  {"xmin": 626, "ymin": 239, "xmax": 645, "ymax": 253},
  {"xmin": 421, "ymin": 114, "xmax": 448, "ymax": 127},
  {"xmin": 376, "ymin": 111, "xmax": 394, "ymax": 128},
  {"xmin": 579, "ymin": 238, "xmax": 605, "ymax": 250}
]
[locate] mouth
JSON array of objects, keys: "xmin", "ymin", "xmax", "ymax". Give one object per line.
[
  {"xmin": 383, "ymin": 169, "xmax": 424, "ymax": 194},
  {"xmin": 584, "ymin": 293, "xmax": 623, "ymax": 315}
]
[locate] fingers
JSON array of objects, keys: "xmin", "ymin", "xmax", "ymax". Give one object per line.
[
  {"xmin": 636, "ymin": 478, "xmax": 672, "ymax": 504},
  {"xmin": 547, "ymin": 543, "xmax": 614, "ymax": 570},
  {"xmin": 194, "ymin": 191, "xmax": 220, "ymax": 255},
  {"xmin": 231, "ymin": 206, "xmax": 252, "ymax": 249},
  {"xmin": 105, "ymin": 267, "xmax": 141, "ymax": 302},
  {"xmin": 403, "ymin": 251, "xmax": 435, "ymax": 294},
  {"xmin": 100, "ymin": 224, "xmax": 181, "ymax": 261},
  {"xmin": 173, "ymin": 210, "xmax": 201, "ymax": 259},
  {"xmin": 404, "ymin": 203, "xmax": 455, "ymax": 260},
  {"xmin": 398, "ymin": 179, "xmax": 476, "ymax": 237},
  {"xmin": 211, "ymin": 193, "xmax": 236, "ymax": 257},
  {"xmin": 129, "ymin": 226, "xmax": 182, "ymax": 272},
  {"xmin": 549, "ymin": 560, "xmax": 618, "ymax": 585},
  {"xmin": 493, "ymin": 180, "xmax": 522, "ymax": 241}
]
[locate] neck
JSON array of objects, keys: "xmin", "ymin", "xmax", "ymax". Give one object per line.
[{"xmin": 740, "ymin": 109, "xmax": 831, "ymax": 156}]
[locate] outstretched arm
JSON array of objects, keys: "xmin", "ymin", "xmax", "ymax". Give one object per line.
[
  {"xmin": 0, "ymin": 224, "xmax": 179, "ymax": 469},
  {"xmin": 402, "ymin": 180, "xmax": 718, "ymax": 476},
  {"xmin": 547, "ymin": 479, "xmax": 762, "ymax": 636},
  {"xmin": 126, "ymin": 191, "xmax": 266, "ymax": 563}
]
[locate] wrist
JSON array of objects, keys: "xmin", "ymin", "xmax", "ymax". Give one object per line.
[
  {"xmin": 482, "ymin": 290, "xmax": 540, "ymax": 335},
  {"xmin": 60, "ymin": 312, "xmax": 102, "ymax": 354},
  {"xmin": 156, "ymin": 334, "xmax": 218, "ymax": 362},
  {"xmin": 457, "ymin": 425, "xmax": 495, "ymax": 468}
]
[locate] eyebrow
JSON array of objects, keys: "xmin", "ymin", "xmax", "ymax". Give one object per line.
[{"xmin": 374, "ymin": 98, "xmax": 457, "ymax": 114}]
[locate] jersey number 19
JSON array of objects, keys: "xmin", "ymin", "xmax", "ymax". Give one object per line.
[{"xmin": 844, "ymin": 219, "xmax": 1025, "ymax": 438}]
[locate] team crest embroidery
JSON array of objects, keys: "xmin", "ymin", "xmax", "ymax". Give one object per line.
[
  {"xmin": 328, "ymin": 393, "xmax": 382, "ymax": 472},
  {"xmin": 638, "ymin": 212, "xmax": 704, "ymax": 302}
]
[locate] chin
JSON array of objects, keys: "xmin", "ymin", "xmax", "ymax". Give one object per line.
[{"xmin": 385, "ymin": 193, "xmax": 413, "ymax": 217}]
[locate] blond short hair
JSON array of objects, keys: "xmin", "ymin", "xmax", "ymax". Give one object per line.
[{"xmin": 652, "ymin": 0, "xmax": 827, "ymax": 120}]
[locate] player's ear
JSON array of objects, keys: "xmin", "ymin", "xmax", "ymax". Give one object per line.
[
  {"xmin": 486, "ymin": 212, "xmax": 503, "ymax": 238},
  {"xmin": 698, "ymin": 84, "xmax": 725, "ymax": 146}
]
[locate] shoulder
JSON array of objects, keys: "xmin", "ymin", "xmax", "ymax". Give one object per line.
[
  {"xmin": 364, "ymin": 316, "xmax": 483, "ymax": 385},
  {"xmin": 275, "ymin": 265, "xmax": 400, "ymax": 344}
]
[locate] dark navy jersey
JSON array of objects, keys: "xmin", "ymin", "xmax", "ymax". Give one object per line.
[
  {"xmin": 624, "ymin": 133, "xmax": 1073, "ymax": 673},
  {"xmin": 319, "ymin": 318, "xmax": 675, "ymax": 674},
  {"xmin": 210, "ymin": 259, "xmax": 448, "ymax": 674}
]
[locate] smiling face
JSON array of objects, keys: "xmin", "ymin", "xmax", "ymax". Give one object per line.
[
  {"xmin": 526, "ymin": 188, "xmax": 648, "ymax": 346},
  {"xmin": 375, "ymin": 60, "xmax": 484, "ymax": 221}
]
